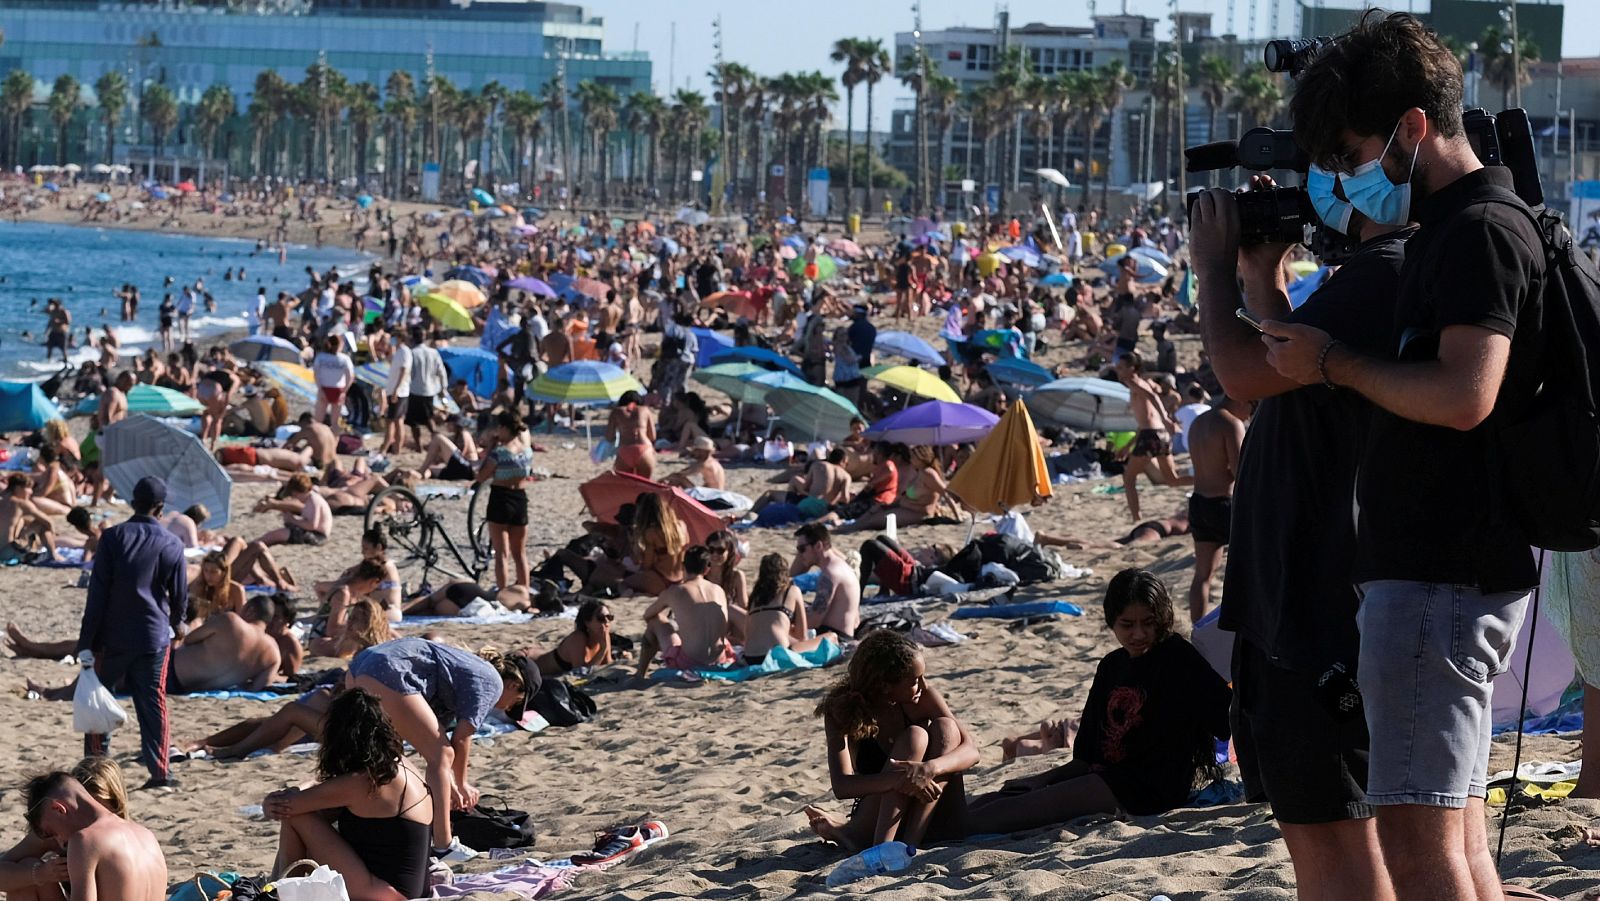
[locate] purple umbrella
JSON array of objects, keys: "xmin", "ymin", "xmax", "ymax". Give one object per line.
[
  {"xmin": 864, "ymin": 400, "xmax": 999, "ymax": 446},
  {"xmin": 507, "ymin": 276, "xmax": 557, "ymax": 298}
]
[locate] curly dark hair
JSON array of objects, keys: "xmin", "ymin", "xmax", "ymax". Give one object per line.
[
  {"xmin": 814, "ymin": 630, "xmax": 923, "ymax": 741},
  {"xmin": 1102, "ymin": 568, "xmax": 1177, "ymax": 643},
  {"xmin": 317, "ymin": 688, "xmax": 403, "ymax": 792}
]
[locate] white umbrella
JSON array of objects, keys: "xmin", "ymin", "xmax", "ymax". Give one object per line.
[
  {"xmin": 62, "ymin": 163, "xmax": 81, "ymax": 173},
  {"xmin": 91, "ymin": 163, "xmax": 111, "ymax": 174},
  {"xmin": 1025, "ymin": 377, "xmax": 1140, "ymax": 433},
  {"xmin": 1034, "ymin": 167, "xmax": 1071, "ymax": 188},
  {"xmin": 101, "ymin": 415, "xmax": 233, "ymax": 527}
]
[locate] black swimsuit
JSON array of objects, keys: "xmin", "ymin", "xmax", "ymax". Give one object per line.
[{"xmin": 336, "ymin": 769, "xmax": 431, "ymax": 898}]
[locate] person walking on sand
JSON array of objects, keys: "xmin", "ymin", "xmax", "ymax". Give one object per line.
[
  {"xmin": 607, "ymin": 390, "xmax": 656, "ymax": 479},
  {"xmin": 1113, "ymin": 352, "xmax": 1191, "ymax": 522},
  {"xmin": 1184, "ymin": 396, "xmax": 1249, "ymax": 623},
  {"xmin": 75, "ymin": 476, "xmax": 188, "ymax": 790}
]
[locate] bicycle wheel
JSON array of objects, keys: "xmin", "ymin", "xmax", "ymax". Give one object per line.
[
  {"xmin": 465, "ymin": 481, "xmax": 493, "ymax": 561},
  {"xmin": 364, "ymin": 486, "xmax": 433, "ymax": 576}
]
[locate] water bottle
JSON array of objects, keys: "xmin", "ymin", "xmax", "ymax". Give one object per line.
[
  {"xmin": 884, "ymin": 513, "xmax": 898, "ymax": 542},
  {"xmin": 825, "ymin": 841, "xmax": 913, "ymax": 888}
]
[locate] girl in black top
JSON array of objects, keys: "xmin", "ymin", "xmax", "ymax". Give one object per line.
[
  {"xmin": 967, "ymin": 569, "xmax": 1231, "ymax": 832},
  {"xmin": 263, "ymin": 688, "xmax": 432, "ymax": 900}
]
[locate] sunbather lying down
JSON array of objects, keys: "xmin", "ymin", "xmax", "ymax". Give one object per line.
[
  {"xmin": 1035, "ymin": 507, "xmax": 1190, "ymax": 550},
  {"xmin": 401, "ymin": 581, "xmax": 544, "ymax": 617},
  {"xmin": 181, "ymin": 683, "xmax": 338, "ymax": 760}
]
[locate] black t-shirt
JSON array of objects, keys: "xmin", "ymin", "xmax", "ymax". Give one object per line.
[
  {"xmin": 1219, "ymin": 230, "xmax": 1408, "ymax": 676},
  {"xmin": 1073, "ymin": 634, "xmax": 1231, "ymax": 816},
  {"xmin": 1354, "ymin": 167, "xmax": 1544, "ymax": 592}
]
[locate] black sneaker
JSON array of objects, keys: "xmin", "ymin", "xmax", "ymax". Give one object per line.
[{"xmin": 139, "ymin": 776, "xmax": 179, "ymax": 791}]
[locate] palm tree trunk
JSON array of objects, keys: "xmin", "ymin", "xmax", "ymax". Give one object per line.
[
  {"xmin": 863, "ymin": 84, "xmax": 874, "ymax": 217},
  {"xmin": 842, "ymin": 88, "xmax": 854, "ymax": 217}
]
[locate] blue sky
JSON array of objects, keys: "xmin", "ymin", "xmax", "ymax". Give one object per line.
[{"xmin": 585, "ymin": 0, "xmax": 1594, "ymax": 125}]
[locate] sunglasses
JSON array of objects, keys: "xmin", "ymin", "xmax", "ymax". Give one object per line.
[{"xmin": 600, "ymin": 613, "xmax": 616, "ymax": 623}]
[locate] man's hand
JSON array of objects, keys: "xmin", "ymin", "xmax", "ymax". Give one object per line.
[
  {"xmin": 1261, "ymin": 320, "xmax": 1334, "ymax": 385},
  {"xmin": 33, "ymin": 855, "xmax": 68, "ymax": 885},
  {"xmin": 1187, "ymin": 189, "xmax": 1241, "ymax": 281}
]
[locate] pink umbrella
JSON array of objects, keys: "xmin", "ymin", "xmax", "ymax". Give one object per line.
[
  {"xmin": 579, "ymin": 471, "xmax": 725, "ymax": 545},
  {"xmin": 827, "ymin": 238, "xmax": 864, "ymax": 258},
  {"xmin": 175, "ymin": 180, "xmax": 197, "ymax": 193},
  {"xmin": 573, "ymin": 277, "xmax": 610, "ymax": 301}
]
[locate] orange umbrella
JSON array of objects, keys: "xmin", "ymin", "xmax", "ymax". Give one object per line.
[
  {"xmin": 947, "ymin": 397, "xmax": 1052, "ymax": 515},
  {"xmin": 701, "ymin": 290, "xmax": 751, "ymax": 309},
  {"xmin": 636, "ymin": 220, "xmax": 657, "ymax": 235},
  {"xmin": 579, "ymin": 471, "xmax": 725, "ymax": 544},
  {"xmin": 435, "ymin": 279, "xmax": 487, "ymax": 309}
]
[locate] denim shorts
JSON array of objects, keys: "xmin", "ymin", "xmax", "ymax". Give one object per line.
[{"xmin": 1356, "ymin": 580, "xmax": 1529, "ymax": 808}]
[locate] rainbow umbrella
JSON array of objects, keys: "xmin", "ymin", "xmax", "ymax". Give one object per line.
[
  {"xmin": 868, "ymin": 365, "xmax": 960, "ymax": 403},
  {"xmin": 528, "ymin": 361, "xmax": 642, "ymax": 406},
  {"xmin": 417, "ymin": 293, "xmax": 475, "ymax": 332},
  {"xmin": 435, "ymin": 279, "xmax": 487, "ymax": 309},
  {"xmin": 786, "ymin": 254, "xmax": 839, "ymax": 281},
  {"xmin": 254, "ymin": 362, "xmax": 318, "ymax": 403}
]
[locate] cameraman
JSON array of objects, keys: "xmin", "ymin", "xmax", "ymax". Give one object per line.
[
  {"xmin": 1260, "ymin": 12, "xmax": 1545, "ymax": 901},
  {"xmin": 1191, "ymin": 177, "xmax": 1409, "ymax": 901}
]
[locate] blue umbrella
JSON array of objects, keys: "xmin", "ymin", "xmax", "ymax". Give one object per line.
[
  {"xmin": 709, "ymin": 346, "xmax": 803, "ymax": 377},
  {"xmin": 443, "ymin": 266, "xmax": 494, "ymax": 288},
  {"xmin": 777, "ymin": 214, "xmax": 797, "ymax": 225},
  {"xmin": 1039, "ymin": 272, "xmax": 1073, "ymax": 287},
  {"xmin": 149, "ymin": 188, "xmax": 169, "ymax": 200},
  {"xmin": 41, "ymin": 182, "xmax": 59, "ymax": 193},
  {"xmin": 0, "ymin": 381, "xmax": 61, "ymax": 433},
  {"xmin": 999, "ymin": 245, "xmax": 1042, "ymax": 269},
  {"xmin": 874, "ymin": 331, "xmax": 945, "ymax": 368},
  {"xmin": 439, "ymin": 346, "xmax": 500, "ymax": 398},
  {"xmin": 229, "ymin": 335, "xmax": 302, "ymax": 364},
  {"xmin": 691, "ymin": 328, "xmax": 735, "ymax": 368},
  {"xmin": 781, "ymin": 235, "xmax": 808, "ymax": 250},
  {"xmin": 1128, "ymin": 245, "xmax": 1173, "ymax": 266},
  {"xmin": 1288, "ymin": 267, "xmax": 1332, "ymax": 310},
  {"xmin": 471, "ymin": 188, "xmax": 495, "ymax": 206},
  {"xmin": 986, "ymin": 356, "xmax": 1054, "ymax": 388},
  {"xmin": 101, "ymin": 415, "xmax": 232, "ymax": 527},
  {"xmin": 521, "ymin": 207, "xmax": 546, "ymax": 221},
  {"xmin": 355, "ymin": 193, "xmax": 374, "ymax": 209}
]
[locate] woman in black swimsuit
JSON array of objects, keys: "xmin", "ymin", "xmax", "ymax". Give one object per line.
[
  {"xmin": 264, "ymin": 688, "xmax": 432, "ymax": 900},
  {"xmin": 803, "ymin": 630, "xmax": 979, "ymax": 854},
  {"xmin": 534, "ymin": 599, "xmax": 615, "ymax": 676},
  {"xmin": 732, "ymin": 553, "xmax": 825, "ymax": 665}
]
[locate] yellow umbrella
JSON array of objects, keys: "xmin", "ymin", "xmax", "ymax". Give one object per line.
[
  {"xmin": 868, "ymin": 365, "xmax": 960, "ymax": 403},
  {"xmin": 417, "ymin": 293, "xmax": 475, "ymax": 332},
  {"xmin": 947, "ymin": 397, "xmax": 1052, "ymax": 515},
  {"xmin": 435, "ymin": 279, "xmax": 487, "ymax": 309}
]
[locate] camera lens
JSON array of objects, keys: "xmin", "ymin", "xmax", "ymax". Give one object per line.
[{"xmin": 1263, "ymin": 40, "xmax": 1290, "ymax": 72}]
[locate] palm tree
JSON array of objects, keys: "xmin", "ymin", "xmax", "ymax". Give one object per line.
[
  {"xmin": 423, "ymin": 74, "xmax": 457, "ymax": 177},
  {"xmin": 830, "ymin": 38, "xmax": 869, "ymax": 216},
  {"xmin": 925, "ymin": 72, "xmax": 960, "ymax": 197},
  {"xmin": 46, "ymin": 74, "xmax": 81, "ymax": 165},
  {"xmin": 1479, "ymin": 24, "xmax": 1540, "ymax": 109},
  {"xmin": 195, "ymin": 83, "xmax": 234, "ymax": 163},
  {"xmin": 1197, "ymin": 54, "xmax": 1234, "ymax": 187},
  {"xmin": 345, "ymin": 81, "xmax": 379, "ymax": 187},
  {"xmin": 1075, "ymin": 74, "xmax": 1107, "ymax": 208},
  {"xmin": 382, "ymin": 70, "xmax": 416, "ymax": 197},
  {"xmin": 624, "ymin": 90, "xmax": 665, "ymax": 199},
  {"xmin": 857, "ymin": 39, "xmax": 890, "ymax": 216},
  {"xmin": 668, "ymin": 89, "xmax": 709, "ymax": 203},
  {"xmin": 142, "ymin": 83, "xmax": 178, "ymax": 162},
  {"xmin": 574, "ymin": 80, "xmax": 619, "ymax": 206},
  {"xmin": 709, "ymin": 61, "xmax": 756, "ymax": 209},
  {"xmin": 249, "ymin": 69, "xmax": 288, "ymax": 176},
  {"xmin": 989, "ymin": 46, "xmax": 1029, "ymax": 213},
  {"xmin": 93, "ymin": 71, "xmax": 127, "ymax": 167},
  {"xmin": 1096, "ymin": 61, "xmax": 1134, "ymax": 211},
  {"xmin": 1052, "ymin": 70, "xmax": 1089, "ymax": 192},
  {"xmin": 503, "ymin": 89, "xmax": 544, "ymax": 195},
  {"xmin": 476, "ymin": 80, "xmax": 506, "ymax": 188},
  {"xmin": 1229, "ymin": 71, "xmax": 1283, "ymax": 130},
  {"xmin": 538, "ymin": 76, "xmax": 568, "ymax": 195},
  {"xmin": 2, "ymin": 70, "xmax": 36, "ymax": 167},
  {"xmin": 620, "ymin": 90, "xmax": 654, "ymax": 192},
  {"xmin": 299, "ymin": 61, "xmax": 347, "ymax": 182},
  {"xmin": 1148, "ymin": 52, "xmax": 1183, "ymax": 200}
]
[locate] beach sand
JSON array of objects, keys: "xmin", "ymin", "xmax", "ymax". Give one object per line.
[{"xmin": 0, "ymin": 200, "xmax": 1591, "ymax": 899}]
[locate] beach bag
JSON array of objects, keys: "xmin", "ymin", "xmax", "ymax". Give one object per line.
[
  {"xmin": 72, "ymin": 666, "xmax": 127, "ymax": 734},
  {"xmin": 1481, "ymin": 190, "xmax": 1600, "ymax": 551},
  {"xmin": 273, "ymin": 865, "xmax": 348, "ymax": 901},
  {"xmin": 451, "ymin": 795, "xmax": 536, "ymax": 850},
  {"xmin": 530, "ymin": 677, "xmax": 597, "ymax": 727}
]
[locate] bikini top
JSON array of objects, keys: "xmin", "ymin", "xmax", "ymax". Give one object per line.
[{"xmin": 491, "ymin": 445, "xmax": 534, "ymax": 481}]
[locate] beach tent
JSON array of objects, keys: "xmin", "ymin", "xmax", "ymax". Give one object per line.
[
  {"xmin": 948, "ymin": 398, "xmax": 1052, "ymax": 516},
  {"xmin": 690, "ymin": 328, "xmax": 735, "ymax": 368},
  {"xmin": 438, "ymin": 347, "xmax": 500, "ymax": 399},
  {"xmin": 101, "ymin": 415, "xmax": 232, "ymax": 527},
  {"xmin": 0, "ymin": 381, "xmax": 61, "ymax": 434}
]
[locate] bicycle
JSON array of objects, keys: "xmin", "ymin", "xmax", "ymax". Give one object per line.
[{"xmin": 363, "ymin": 481, "xmax": 494, "ymax": 590}]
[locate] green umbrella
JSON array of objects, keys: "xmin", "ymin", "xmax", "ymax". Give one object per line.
[
  {"xmin": 125, "ymin": 384, "xmax": 204, "ymax": 417},
  {"xmin": 786, "ymin": 254, "xmax": 839, "ymax": 281},
  {"xmin": 691, "ymin": 362, "xmax": 768, "ymax": 405},
  {"xmin": 766, "ymin": 385, "xmax": 861, "ymax": 442}
]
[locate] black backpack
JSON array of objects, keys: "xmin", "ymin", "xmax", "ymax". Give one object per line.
[{"xmin": 1482, "ymin": 188, "xmax": 1600, "ymax": 551}]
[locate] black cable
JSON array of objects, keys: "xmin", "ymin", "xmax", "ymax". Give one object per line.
[{"xmin": 1495, "ymin": 550, "xmax": 1546, "ymax": 869}]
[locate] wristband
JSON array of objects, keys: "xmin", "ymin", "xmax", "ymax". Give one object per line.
[{"xmin": 1317, "ymin": 339, "xmax": 1341, "ymax": 390}]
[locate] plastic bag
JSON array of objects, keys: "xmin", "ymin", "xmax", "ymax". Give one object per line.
[
  {"xmin": 72, "ymin": 666, "xmax": 127, "ymax": 734},
  {"xmin": 274, "ymin": 865, "xmax": 350, "ymax": 901},
  {"xmin": 590, "ymin": 438, "xmax": 616, "ymax": 465}
]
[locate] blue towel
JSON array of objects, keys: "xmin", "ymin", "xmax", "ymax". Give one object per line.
[
  {"xmin": 792, "ymin": 571, "xmax": 821, "ymax": 592},
  {"xmin": 119, "ymin": 689, "xmax": 283, "ymax": 702},
  {"xmin": 950, "ymin": 601, "xmax": 1083, "ymax": 620},
  {"xmin": 651, "ymin": 639, "xmax": 842, "ymax": 683}
]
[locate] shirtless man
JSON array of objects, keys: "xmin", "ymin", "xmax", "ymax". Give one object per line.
[
  {"xmin": 635, "ymin": 545, "xmax": 732, "ymax": 680},
  {"xmin": 607, "ymin": 390, "xmax": 657, "ymax": 479},
  {"xmin": 98, "ymin": 371, "xmax": 133, "ymax": 427},
  {"xmin": 540, "ymin": 319, "xmax": 574, "ymax": 369},
  {"xmin": 752, "ymin": 448, "xmax": 852, "ymax": 516},
  {"xmin": 792, "ymin": 523, "xmax": 861, "ymax": 639},
  {"xmin": 216, "ymin": 444, "xmax": 314, "ymax": 474},
  {"xmin": 24, "ymin": 773, "xmax": 166, "ymax": 901},
  {"xmin": 253, "ymin": 473, "xmax": 333, "ymax": 547},
  {"xmin": 285, "ymin": 412, "xmax": 337, "ymax": 467},
  {"xmin": 661, "ymin": 436, "xmax": 725, "ymax": 490},
  {"xmin": 1113, "ymin": 351, "xmax": 1192, "ymax": 521},
  {"xmin": 1185, "ymin": 395, "xmax": 1250, "ymax": 622},
  {"xmin": 0, "ymin": 475, "xmax": 59, "ymax": 562}
]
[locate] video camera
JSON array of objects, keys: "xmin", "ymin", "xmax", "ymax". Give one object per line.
[{"xmin": 1183, "ymin": 35, "xmax": 1545, "ymax": 260}]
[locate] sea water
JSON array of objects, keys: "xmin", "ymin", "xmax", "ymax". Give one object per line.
[{"xmin": 0, "ymin": 221, "xmax": 371, "ymax": 379}]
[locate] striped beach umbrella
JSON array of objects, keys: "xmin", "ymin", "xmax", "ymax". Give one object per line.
[
  {"xmin": 101, "ymin": 415, "xmax": 232, "ymax": 526},
  {"xmin": 766, "ymin": 385, "xmax": 860, "ymax": 442},
  {"xmin": 254, "ymin": 362, "xmax": 318, "ymax": 404},
  {"xmin": 528, "ymin": 361, "xmax": 643, "ymax": 406},
  {"xmin": 124, "ymin": 384, "xmax": 204, "ymax": 417}
]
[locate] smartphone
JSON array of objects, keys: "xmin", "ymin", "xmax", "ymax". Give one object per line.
[{"xmin": 1235, "ymin": 307, "xmax": 1267, "ymax": 333}]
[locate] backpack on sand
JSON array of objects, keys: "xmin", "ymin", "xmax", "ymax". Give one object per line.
[{"xmin": 1481, "ymin": 187, "xmax": 1600, "ymax": 552}]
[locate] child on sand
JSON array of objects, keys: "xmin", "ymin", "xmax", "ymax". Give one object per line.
[
  {"xmin": 804, "ymin": 630, "xmax": 979, "ymax": 853},
  {"xmin": 965, "ymin": 569, "xmax": 1231, "ymax": 833}
]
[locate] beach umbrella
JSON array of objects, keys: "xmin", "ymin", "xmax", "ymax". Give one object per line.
[
  {"xmin": 522, "ymin": 207, "xmax": 546, "ymax": 221},
  {"xmin": 741, "ymin": 370, "xmax": 817, "ymax": 405},
  {"xmin": 355, "ymin": 194, "xmax": 373, "ymax": 209},
  {"xmin": 1099, "ymin": 254, "xmax": 1169, "ymax": 285},
  {"xmin": 101, "ymin": 415, "xmax": 232, "ymax": 527},
  {"xmin": 869, "ymin": 365, "xmax": 960, "ymax": 403},
  {"xmin": 1288, "ymin": 267, "xmax": 1332, "ymax": 310},
  {"xmin": 986, "ymin": 356, "xmax": 1054, "ymax": 389},
  {"xmin": 1128, "ymin": 245, "xmax": 1173, "ymax": 267},
  {"xmin": 579, "ymin": 471, "xmax": 725, "ymax": 545},
  {"xmin": 355, "ymin": 361, "xmax": 391, "ymax": 391},
  {"xmin": 93, "ymin": 192, "xmax": 112, "ymax": 203},
  {"xmin": 998, "ymin": 245, "xmax": 1042, "ymax": 269},
  {"xmin": 62, "ymin": 163, "xmax": 81, "ymax": 173},
  {"xmin": 417, "ymin": 293, "xmax": 475, "ymax": 332},
  {"xmin": 652, "ymin": 236, "xmax": 681, "ymax": 257},
  {"xmin": 864, "ymin": 400, "xmax": 998, "ymax": 446},
  {"xmin": 528, "ymin": 361, "xmax": 643, "ymax": 406},
  {"xmin": 439, "ymin": 347, "xmax": 500, "ymax": 398},
  {"xmin": 692, "ymin": 362, "xmax": 768, "ymax": 405},
  {"xmin": 874, "ymin": 331, "xmax": 945, "ymax": 368},
  {"xmin": 828, "ymin": 238, "xmax": 864, "ymax": 258},
  {"xmin": 401, "ymin": 274, "xmax": 438, "ymax": 293},
  {"xmin": 781, "ymin": 235, "xmax": 808, "ymax": 251},
  {"xmin": 91, "ymin": 163, "xmax": 111, "ymax": 174},
  {"xmin": 777, "ymin": 244, "xmax": 799, "ymax": 261},
  {"xmin": 471, "ymin": 188, "xmax": 495, "ymax": 206},
  {"xmin": 948, "ymin": 398, "xmax": 1052, "ymax": 516},
  {"xmin": 787, "ymin": 254, "xmax": 838, "ymax": 281},
  {"xmin": 1039, "ymin": 272, "xmax": 1073, "ymax": 287},
  {"xmin": 1034, "ymin": 167, "xmax": 1071, "ymax": 188},
  {"xmin": 175, "ymin": 180, "xmax": 197, "ymax": 193},
  {"xmin": 0, "ymin": 381, "xmax": 61, "ymax": 433},
  {"xmin": 690, "ymin": 328, "xmax": 735, "ymax": 368},
  {"xmin": 507, "ymin": 276, "xmax": 556, "ymax": 298},
  {"xmin": 700, "ymin": 290, "xmax": 751, "ymax": 309},
  {"xmin": 572, "ymin": 276, "xmax": 609, "ymax": 302},
  {"xmin": 229, "ymin": 335, "xmax": 302, "ymax": 364},
  {"xmin": 117, "ymin": 384, "xmax": 203, "ymax": 417},
  {"xmin": 149, "ymin": 188, "xmax": 169, "ymax": 201},
  {"xmin": 253, "ymin": 362, "xmax": 317, "ymax": 403},
  {"xmin": 708, "ymin": 346, "xmax": 803, "ymax": 377},
  {"xmin": 765, "ymin": 385, "xmax": 860, "ymax": 442},
  {"xmin": 1026, "ymin": 377, "xmax": 1138, "ymax": 432},
  {"xmin": 435, "ymin": 279, "xmax": 487, "ymax": 309},
  {"xmin": 443, "ymin": 266, "xmax": 494, "ymax": 288}
]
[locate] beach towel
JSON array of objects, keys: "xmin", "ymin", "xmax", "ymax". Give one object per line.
[
  {"xmin": 430, "ymin": 818, "xmax": 671, "ymax": 898},
  {"xmin": 650, "ymin": 640, "xmax": 842, "ymax": 683},
  {"xmin": 950, "ymin": 600, "xmax": 1084, "ymax": 620},
  {"xmin": 396, "ymin": 611, "xmax": 537, "ymax": 628}
]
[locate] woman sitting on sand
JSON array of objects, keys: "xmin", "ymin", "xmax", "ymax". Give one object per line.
[
  {"xmin": 30, "ymin": 447, "xmax": 75, "ymax": 517},
  {"xmin": 187, "ymin": 551, "xmax": 245, "ymax": 629},
  {"xmin": 965, "ymin": 570, "xmax": 1231, "ymax": 833},
  {"xmin": 624, "ymin": 493, "xmax": 688, "ymax": 597},
  {"xmin": 314, "ymin": 529, "xmax": 404, "ymax": 621},
  {"xmin": 804, "ymin": 630, "xmax": 979, "ymax": 853},
  {"xmin": 835, "ymin": 445, "xmax": 950, "ymax": 534},
  {"xmin": 309, "ymin": 577, "xmax": 396, "ymax": 659},
  {"xmin": 703, "ymin": 530, "xmax": 748, "ymax": 611},
  {"xmin": 0, "ymin": 756, "xmax": 126, "ymax": 897},
  {"xmin": 263, "ymin": 688, "xmax": 432, "ymax": 900},
  {"xmin": 730, "ymin": 554, "xmax": 825, "ymax": 666}
]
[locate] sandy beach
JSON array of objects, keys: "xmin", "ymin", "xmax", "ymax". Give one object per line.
[{"xmin": 0, "ymin": 187, "xmax": 1593, "ymax": 901}]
